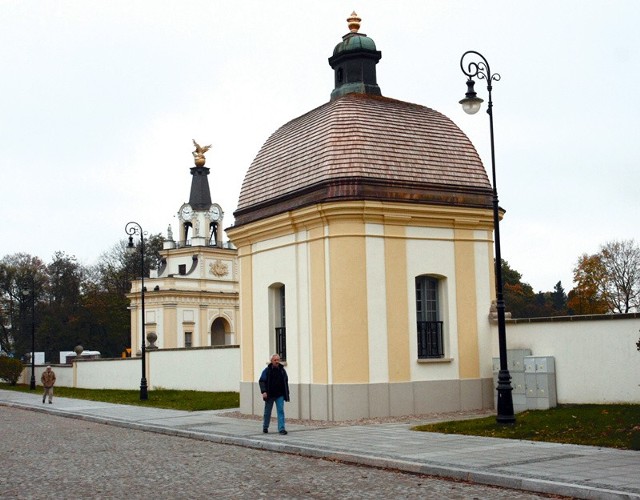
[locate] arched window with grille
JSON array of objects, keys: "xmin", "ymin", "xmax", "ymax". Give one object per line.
[
  {"xmin": 415, "ymin": 276, "xmax": 444, "ymax": 359},
  {"xmin": 269, "ymin": 283, "xmax": 287, "ymax": 362}
]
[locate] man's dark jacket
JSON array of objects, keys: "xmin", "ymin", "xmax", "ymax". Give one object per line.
[{"xmin": 259, "ymin": 363, "xmax": 290, "ymax": 402}]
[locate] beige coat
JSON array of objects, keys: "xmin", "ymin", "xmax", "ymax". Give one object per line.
[{"xmin": 41, "ymin": 369, "xmax": 56, "ymax": 388}]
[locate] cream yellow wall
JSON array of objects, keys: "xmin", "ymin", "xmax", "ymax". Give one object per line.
[
  {"xmin": 238, "ymin": 249, "xmax": 254, "ymax": 382},
  {"xmin": 454, "ymin": 228, "xmax": 480, "ymax": 379},
  {"xmin": 474, "ymin": 229, "xmax": 495, "ymax": 379},
  {"xmin": 153, "ymin": 308, "xmax": 164, "ymax": 348},
  {"xmin": 295, "ymin": 230, "xmax": 311, "ymax": 384},
  {"xmin": 199, "ymin": 305, "xmax": 208, "ymax": 346},
  {"xmin": 163, "ymin": 305, "xmax": 177, "ymax": 348},
  {"xmin": 309, "ymin": 226, "xmax": 328, "ymax": 384},
  {"xmin": 328, "ymin": 219, "xmax": 370, "ymax": 383},
  {"xmin": 383, "ymin": 223, "xmax": 410, "ymax": 382},
  {"xmin": 130, "ymin": 306, "xmax": 139, "ymax": 354}
]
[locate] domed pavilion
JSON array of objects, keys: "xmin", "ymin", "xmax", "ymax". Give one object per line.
[{"xmin": 228, "ymin": 13, "xmax": 497, "ymax": 421}]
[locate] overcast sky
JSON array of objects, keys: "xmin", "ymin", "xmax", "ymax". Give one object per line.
[{"xmin": 1, "ymin": 1, "xmax": 638, "ymax": 292}]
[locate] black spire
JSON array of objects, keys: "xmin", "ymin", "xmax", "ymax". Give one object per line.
[{"xmin": 188, "ymin": 165, "xmax": 212, "ymax": 210}]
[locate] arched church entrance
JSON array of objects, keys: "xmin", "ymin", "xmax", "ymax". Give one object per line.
[{"xmin": 211, "ymin": 317, "xmax": 229, "ymax": 346}]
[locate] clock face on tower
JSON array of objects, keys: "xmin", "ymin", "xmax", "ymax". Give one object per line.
[
  {"xmin": 208, "ymin": 203, "xmax": 222, "ymax": 222},
  {"xmin": 180, "ymin": 204, "xmax": 193, "ymax": 220}
]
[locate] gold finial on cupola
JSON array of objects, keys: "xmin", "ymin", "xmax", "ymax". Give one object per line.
[{"xmin": 347, "ymin": 11, "xmax": 361, "ymax": 33}]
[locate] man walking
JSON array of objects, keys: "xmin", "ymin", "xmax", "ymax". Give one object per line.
[
  {"xmin": 259, "ymin": 354, "xmax": 289, "ymax": 435},
  {"xmin": 41, "ymin": 366, "xmax": 56, "ymax": 404}
]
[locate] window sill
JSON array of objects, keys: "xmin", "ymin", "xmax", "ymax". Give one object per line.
[{"xmin": 417, "ymin": 357, "xmax": 453, "ymax": 364}]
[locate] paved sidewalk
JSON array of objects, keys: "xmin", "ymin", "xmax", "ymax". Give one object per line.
[{"xmin": 1, "ymin": 390, "xmax": 638, "ymax": 500}]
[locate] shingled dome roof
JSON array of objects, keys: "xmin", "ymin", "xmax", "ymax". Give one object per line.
[
  {"xmin": 233, "ymin": 14, "xmax": 492, "ymax": 227},
  {"xmin": 234, "ymin": 93, "xmax": 492, "ymax": 226}
]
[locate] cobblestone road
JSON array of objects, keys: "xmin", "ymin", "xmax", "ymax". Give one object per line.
[{"xmin": 1, "ymin": 407, "xmax": 560, "ymax": 499}]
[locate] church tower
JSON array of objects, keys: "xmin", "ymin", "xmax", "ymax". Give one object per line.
[
  {"xmin": 173, "ymin": 140, "xmax": 224, "ymax": 249},
  {"xmin": 128, "ymin": 142, "xmax": 239, "ymax": 364},
  {"xmin": 228, "ymin": 14, "xmax": 498, "ymax": 421}
]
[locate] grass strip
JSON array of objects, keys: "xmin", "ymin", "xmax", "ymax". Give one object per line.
[
  {"xmin": 0, "ymin": 383, "xmax": 238, "ymax": 411},
  {"xmin": 413, "ymin": 404, "xmax": 640, "ymax": 450}
]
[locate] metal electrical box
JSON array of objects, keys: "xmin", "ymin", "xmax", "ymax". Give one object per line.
[
  {"xmin": 493, "ymin": 351, "xmax": 557, "ymax": 413},
  {"xmin": 524, "ymin": 356, "xmax": 557, "ymax": 410}
]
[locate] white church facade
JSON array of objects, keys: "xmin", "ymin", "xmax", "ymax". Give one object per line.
[{"xmin": 127, "ymin": 141, "xmax": 239, "ymax": 355}]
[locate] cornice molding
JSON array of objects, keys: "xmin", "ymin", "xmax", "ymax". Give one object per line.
[{"xmin": 228, "ymin": 199, "xmax": 496, "ymax": 247}]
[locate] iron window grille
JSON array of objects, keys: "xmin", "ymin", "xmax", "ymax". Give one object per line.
[{"xmin": 417, "ymin": 321, "xmax": 444, "ymax": 359}]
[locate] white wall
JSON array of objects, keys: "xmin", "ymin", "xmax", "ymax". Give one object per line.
[
  {"xmin": 20, "ymin": 346, "xmax": 240, "ymax": 393},
  {"xmin": 75, "ymin": 358, "xmax": 141, "ymax": 389},
  {"xmin": 406, "ymin": 227, "xmax": 459, "ymax": 381},
  {"xmin": 497, "ymin": 315, "xmax": 640, "ymax": 404},
  {"xmin": 251, "ymin": 233, "xmax": 298, "ymax": 382},
  {"xmin": 21, "ymin": 365, "xmax": 73, "ymax": 387},
  {"xmin": 18, "ymin": 317, "xmax": 640, "ymax": 405},
  {"xmin": 365, "ymin": 223, "xmax": 389, "ymax": 383},
  {"xmin": 150, "ymin": 347, "xmax": 239, "ymax": 392}
]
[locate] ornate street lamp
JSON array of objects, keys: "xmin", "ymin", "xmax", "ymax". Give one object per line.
[
  {"xmin": 22, "ymin": 282, "xmax": 36, "ymax": 390},
  {"xmin": 125, "ymin": 221, "xmax": 148, "ymax": 400},
  {"xmin": 459, "ymin": 50, "xmax": 515, "ymax": 424}
]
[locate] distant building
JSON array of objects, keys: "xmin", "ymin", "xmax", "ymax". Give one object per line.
[
  {"xmin": 61, "ymin": 350, "xmax": 100, "ymax": 364},
  {"xmin": 127, "ymin": 147, "xmax": 239, "ymax": 353}
]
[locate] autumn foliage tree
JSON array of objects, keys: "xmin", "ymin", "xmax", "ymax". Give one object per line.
[
  {"xmin": 0, "ymin": 234, "xmax": 163, "ymax": 362},
  {"xmin": 567, "ymin": 254, "xmax": 608, "ymax": 314},
  {"xmin": 568, "ymin": 239, "xmax": 640, "ymax": 314},
  {"xmin": 502, "ymin": 260, "xmax": 535, "ymax": 318}
]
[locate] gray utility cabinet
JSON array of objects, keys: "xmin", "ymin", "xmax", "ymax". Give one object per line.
[
  {"xmin": 524, "ymin": 356, "xmax": 557, "ymax": 410},
  {"xmin": 493, "ymin": 350, "xmax": 557, "ymax": 413},
  {"xmin": 493, "ymin": 349, "xmax": 531, "ymax": 413}
]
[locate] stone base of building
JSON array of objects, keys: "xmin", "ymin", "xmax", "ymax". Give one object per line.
[{"xmin": 240, "ymin": 378, "xmax": 494, "ymax": 421}]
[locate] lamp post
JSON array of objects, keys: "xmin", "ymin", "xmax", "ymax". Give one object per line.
[
  {"xmin": 22, "ymin": 283, "xmax": 36, "ymax": 390},
  {"xmin": 125, "ymin": 221, "xmax": 148, "ymax": 400},
  {"xmin": 459, "ymin": 50, "xmax": 515, "ymax": 424}
]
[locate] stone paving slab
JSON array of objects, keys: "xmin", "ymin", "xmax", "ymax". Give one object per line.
[{"xmin": 1, "ymin": 389, "xmax": 639, "ymax": 500}]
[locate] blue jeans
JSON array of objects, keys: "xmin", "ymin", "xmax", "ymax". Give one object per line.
[{"xmin": 263, "ymin": 395, "xmax": 285, "ymax": 431}]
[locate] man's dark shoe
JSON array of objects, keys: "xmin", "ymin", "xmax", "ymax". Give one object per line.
[
  {"xmin": 279, "ymin": 430, "xmax": 288, "ymax": 435},
  {"xmin": 49, "ymin": 401, "xmax": 52, "ymax": 404},
  {"xmin": 42, "ymin": 399, "xmax": 45, "ymax": 404},
  {"xmin": 263, "ymin": 428, "xmax": 268, "ymax": 433}
]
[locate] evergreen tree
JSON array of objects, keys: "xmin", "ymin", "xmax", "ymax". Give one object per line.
[{"xmin": 552, "ymin": 281, "xmax": 567, "ymax": 313}]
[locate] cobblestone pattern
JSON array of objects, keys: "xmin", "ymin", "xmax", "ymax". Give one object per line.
[{"xmin": 1, "ymin": 407, "xmax": 561, "ymax": 499}]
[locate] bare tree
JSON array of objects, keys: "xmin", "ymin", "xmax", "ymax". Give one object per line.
[{"xmin": 598, "ymin": 239, "xmax": 640, "ymax": 313}]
